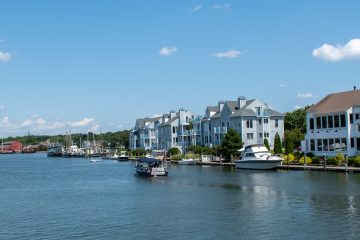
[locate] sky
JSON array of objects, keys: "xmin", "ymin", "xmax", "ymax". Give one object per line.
[{"xmin": 1, "ymin": 0, "xmax": 360, "ymax": 137}]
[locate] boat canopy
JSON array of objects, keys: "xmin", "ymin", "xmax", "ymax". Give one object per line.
[{"xmin": 137, "ymin": 158, "xmax": 162, "ymax": 163}]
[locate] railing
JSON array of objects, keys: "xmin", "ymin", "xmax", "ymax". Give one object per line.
[{"xmin": 214, "ymin": 127, "xmax": 228, "ymax": 134}]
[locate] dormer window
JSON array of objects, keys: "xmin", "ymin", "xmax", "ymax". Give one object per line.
[{"xmin": 255, "ymin": 107, "xmax": 261, "ymax": 116}]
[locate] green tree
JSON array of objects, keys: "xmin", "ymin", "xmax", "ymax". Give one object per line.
[
  {"xmin": 285, "ymin": 137, "xmax": 294, "ymax": 155},
  {"xmin": 273, "ymin": 133, "xmax": 283, "ymax": 154},
  {"xmin": 284, "ymin": 105, "xmax": 313, "ymax": 133},
  {"xmin": 285, "ymin": 128, "xmax": 304, "ymax": 148},
  {"xmin": 168, "ymin": 147, "xmax": 180, "ymax": 156},
  {"xmin": 220, "ymin": 128, "xmax": 243, "ymax": 162},
  {"xmin": 264, "ymin": 138, "xmax": 270, "ymax": 151}
]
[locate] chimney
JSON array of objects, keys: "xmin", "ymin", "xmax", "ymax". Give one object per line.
[
  {"xmin": 218, "ymin": 101, "xmax": 225, "ymax": 112},
  {"xmin": 170, "ymin": 110, "xmax": 176, "ymax": 119},
  {"xmin": 237, "ymin": 96, "xmax": 246, "ymax": 109}
]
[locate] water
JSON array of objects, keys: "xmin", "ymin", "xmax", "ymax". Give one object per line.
[{"xmin": 1, "ymin": 154, "xmax": 360, "ymax": 240}]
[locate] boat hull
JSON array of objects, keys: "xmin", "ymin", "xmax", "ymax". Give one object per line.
[{"xmin": 235, "ymin": 160, "xmax": 282, "ymax": 170}]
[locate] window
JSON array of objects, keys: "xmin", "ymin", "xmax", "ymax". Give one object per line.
[
  {"xmin": 209, "ymin": 123, "xmax": 211, "ymax": 131},
  {"xmin": 351, "ymin": 138, "xmax": 355, "ymax": 148},
  {"xmin": 309, "ymin": 118, "xmax": 314, "ymax": 130},
  {"xmin": 247, "ymin": 133, "xmax": 254, "ymax": 139},
  {"xmin": 341, "ymin": 138, "xmax": 347, "ymax": 151},
  {"xmin": 334, "ymin": 115, "xmax": 340, "ymax": 128},
  {"xmin": 340, "ymin": 114, "xmax": 346, "ymax": 127},
  {"xmin": 264, "ymin": 118, "xmax": 269, "ymax": 124},
  {"xmin": 255, "ymin": 107, "xmax": 261, "ymax": 116},
  {"xmin": 323, "ymin": 139, "xmax": 329, "ymax": 151},
  {"xmin": 275, "ymin": 119, "xmax": 279, "ymax": 128},
  {"xmin": 264, "ymin": 132, "xmax": 269, "ymax": 138},
  {"xmin": 172, "ymin": 127, "xmax": 176, "ymax": 134},
  {"xmin": 310, "ymin": 139, "xmax": 315, "ymax": 151},
  {"xmin": 259, "ymin": 119, "xmax": 262, "ymax": 124},
  {"xmin": 356, "ymin": 114, "xmax": 360, "ymax": 120},
  {"xmin": 317, "ymin": 139, "xmax": 323, "ymax": 151},
  {"xmin": 259, "ymin": 133, "xmax": 263, "ymax": 138},
  {"xmin": 328, "ymin": 115, "xmax": 333, "ymax": 128},
  {"xmin": 246, "ymin": 119, "xmax": 253, "ymax": 128},
  {"xmin": 316, "ymin": 117, "xmax": 322, "ymax": 129},
  {"xmin": 329, "ymin": 139, "xmax": 334, "ymax": 151},
  {"xmin": 350, "ymin": 114, "xmax": 353, "ymax": 124},
  {"xmin": 322, "ymin": 116, "xmax": 327, "ymax": 128},
  {"xmin": 335, "ymin": 138, "xmax": 341, "ymax": 151}
]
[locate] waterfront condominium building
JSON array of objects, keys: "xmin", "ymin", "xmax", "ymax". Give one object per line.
[
  {"xmin": 201, "ymin": 97, "xmax": 284, "ymax": 148},
  {"xmin": 305, "ymin": 89, "xmax": 360, "ymax": 157},
  {"xmin": 157, "ymin": 109, "xmax": 201, "ymax": 153},
  {"xmin": 129, "ymin": 115, "xmax": 170, "ymax": 150}
]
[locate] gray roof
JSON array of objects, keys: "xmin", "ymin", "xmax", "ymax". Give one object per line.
[
  {"xmin": 210, "ymin": 112, "xmax": 221, "ymax": 119},
  {"xmin": 225, "ymin": 101, "xmax": 238, "ymax": 112},
  {"xmin": 264, "ymin": 109, "xmax": 284, "ymax": 117},
  {"xmin": 230, "ymin": 109, "xmax": 257, "ymax": 117},
  {"xmin": 136, "ymin": 116, "xmax": 161, "ymax": 128},
  {"xmin": 160, "ymin": 117, "xmax": 179, "ymax": 126},
  {"xmin": 206, "ymin": 106, "xmax": 218, "ymax": 112}
]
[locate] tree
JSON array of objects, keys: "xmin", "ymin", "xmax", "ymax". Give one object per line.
[
  {"xmin": 264, "ymin": 138, "xmax": 270, "ymax": 151},
  {"xmin": 220, "ymin": 128, "xmax": 243, "ymax": 162},
  {"xmin": 168, "ymin": 147, "xmax": 180, "ymax": 156},
  {"xmin": 285, "ymin": 137, "xmax": 294, "ymax": 155},
  {"xmin": 284, "ymin": 105, "xmax": 312, "ymax": 134},
  {"xmin": 285, "ymin": 128, "xmax": 304, "ymax": 148},
  {"xmin": 273, "ymin": 133, "xmax": 283, "ymax": 154}
]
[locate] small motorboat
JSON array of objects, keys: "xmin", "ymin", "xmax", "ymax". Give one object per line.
[{"xmin": 178, "ymin": 158, "xmax": 197, "ymax": 165}]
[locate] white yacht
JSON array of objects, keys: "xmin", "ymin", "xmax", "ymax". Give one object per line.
[
  {"xmin": 235, "ymin": 145, "xmax": 283, "ymax": 170},
  {"xmin": 178, "ymin": 158, "xmax": 197, "ymax": 165},
  {"xmin": 135, "ymin": 158, "xmax": 168, "ymax": 177}
]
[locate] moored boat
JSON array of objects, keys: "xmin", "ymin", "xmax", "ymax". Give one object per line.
[
  {"xmin": 178, "ymin": 158, "xmax": 197, "ymax": 165},
  {"xmin": 47, "ymin": 144, "xmax": 64, "ymax": 157},
  {"xmin": 135, "ymin": 158, "xmax": 168, "ymax": 177},
  {"xmin": 235, "ymin": 145, "xmax": 283, "ymax": 170}
]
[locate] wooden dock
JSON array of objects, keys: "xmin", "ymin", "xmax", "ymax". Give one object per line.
[{"xmin": 277, "ymin": 164, "xmax": 360, "ymax": 173}]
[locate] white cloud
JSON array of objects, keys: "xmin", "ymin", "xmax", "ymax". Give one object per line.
[
  {"xmin": 68, "ymin": 118, "xmax": 94, "ymax": 128},
  {"xmin": 36, "ymin": 118, "xmax": 46, "ymax": 125},
  {"xmin": 159, "ymin": 47, "xmax": 177, "ymax": 56},
  {"xmin": 313, "ymin": 39, "xmax": 360, "ymax": 62},
  {"xmin": 213, "ymin": 49, "xmax": 241, "ymax": 58},
  {"xmin": 0, "ymin": 117, "xmax": 11, "ymax": 128},
  {"xmin": 0, "ymin": 51, "xmax": 11, "ymax": 63},
  {"xmin": 20, "ymin": 119, "xmax": 33, "ymax": 127},
  {"xmin": 211, "ymin": 3, "xmax": 230, "ymax": 9},
  {"xmin": 280, "ymin": 84, "xmax": 287, "ymax": 88},
  {"xmin": 90, "ymin": 124, "xmax": 100, "ymax": 133},
  {"xmin": 190, "ymin": 5, "xmax": 202, "ymax": 12},
  {"xmin": 294, "ymin": 105, "xmax": 302, "ymax": 110},
  {"xmin": 297, "ymin": 93, "xmax": 313, "ymax": 99}
]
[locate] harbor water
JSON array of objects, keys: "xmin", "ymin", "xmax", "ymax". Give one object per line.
[{"xmin": 1, "ymin": 154, "xmax": 360, "ymax": 240}]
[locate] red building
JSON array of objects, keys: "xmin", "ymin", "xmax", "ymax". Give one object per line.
[{"xmin": 0, "ymin": 141, "xmax": 23, "ymax": 153}]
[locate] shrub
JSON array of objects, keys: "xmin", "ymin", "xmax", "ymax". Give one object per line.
[
  {"xmin": 306, "ymin": 152, "xmax": 315, "ymax": 158},
  {"xmin": 327, "ymin": 157, "xmax": 342, "ymax": 166},
  {"xmin": 312, "ymin": 156, "xmax": 320, "ymax": 164},
  {"xmin": 335, "ymin": 153, "xmax": 345, "ymax": 162},
  {"xmin": 283, "ymin": 154, "xmax": 295, "ymax": 164},
  {"xmin": 299, "ymin": 156, "xmax": 312, "ymax": 164},
  {"xmin": 171, "ymin": 154, "xmax": 182, "ymax": 161},
  {"xmin": 348, "ymin": 157, "xmax": 356, "ymax": 166},
  {"xmin": 354, "ymin": 156, "xmax": 360, "ymax": 167}
]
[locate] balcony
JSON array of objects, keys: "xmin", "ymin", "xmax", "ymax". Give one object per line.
[{"xmin": 214, "ymin": 127, "xmax": 228, "ymax": 134}]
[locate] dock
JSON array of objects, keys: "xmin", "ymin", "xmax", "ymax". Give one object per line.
[{"xmin": 277, "ymin": 164, "xmax": 360, "ymax": 173}]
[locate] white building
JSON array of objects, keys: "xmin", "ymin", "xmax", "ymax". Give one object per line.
[
  {"xmin": 305, "ymin": 89, "xmax": 360, "ymax": 157},
  {"xmin": 158, "ymin": 109, "xmax": 201, "ymax": 153},
  {"xmin": 202, "ymin": 97, "xmax": 284, "ymax": 148}
]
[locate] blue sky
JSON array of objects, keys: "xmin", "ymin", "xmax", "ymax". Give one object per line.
[{"xmin": 1, "ymin": 0, "xmax": 360, "ymax": 137}]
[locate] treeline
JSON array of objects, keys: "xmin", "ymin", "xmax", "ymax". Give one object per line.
[{"xmin": 3, "ymin": 130, "xmax": 130, "ymax": 149}]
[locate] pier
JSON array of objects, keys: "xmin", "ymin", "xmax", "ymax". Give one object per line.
[{"xmin": 277, "ymin": 164, "xmax": 360, "ymax": 173}]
